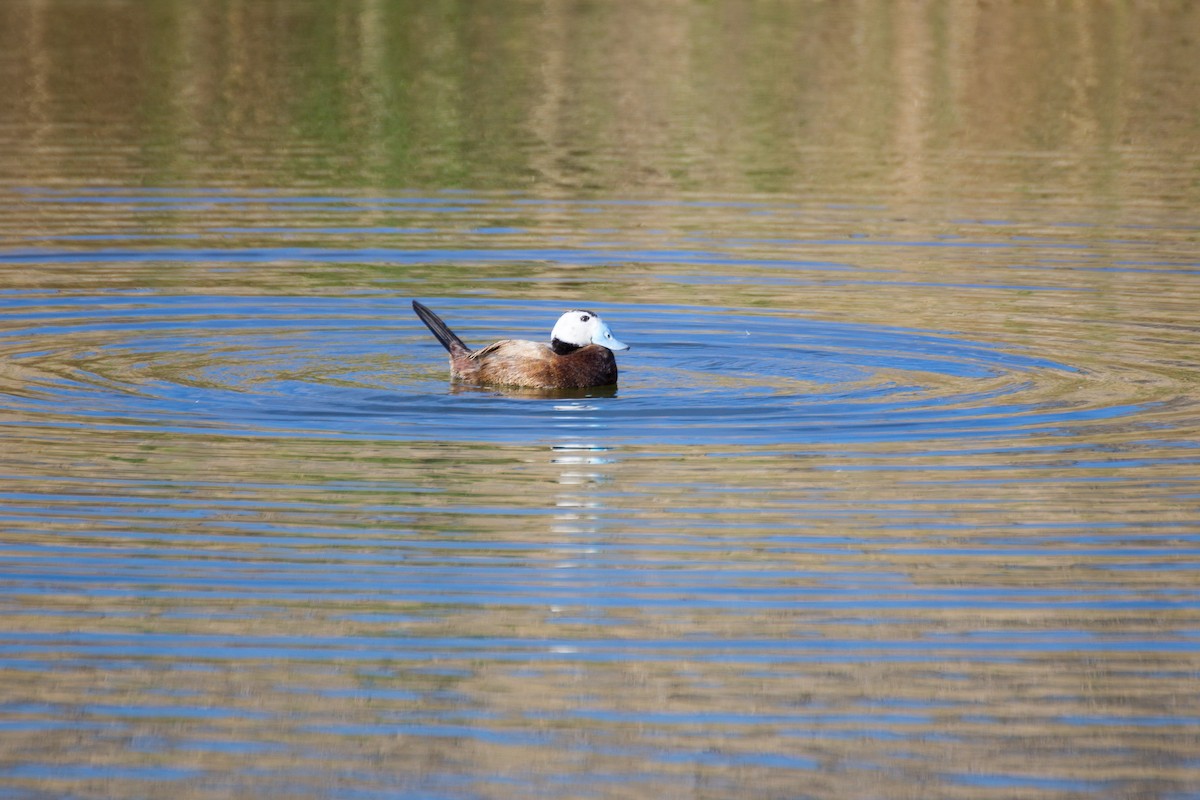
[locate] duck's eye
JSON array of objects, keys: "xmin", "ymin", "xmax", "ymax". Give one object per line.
[{"xmin": 580, "ymin": 314, "xmax": 590, "ymax": 322}]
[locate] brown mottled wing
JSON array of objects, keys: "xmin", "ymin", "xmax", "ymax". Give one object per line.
[
  {"xmin": 463, "ymin": 341, "xmax": 618, "ymax": 389},
  {"xmin": 465, "ymin": 340, "xmax": 554, "ymax": 388},
  {"xmin": 468, "ymin": 340, "xmax": 537, "ymax": 362}
]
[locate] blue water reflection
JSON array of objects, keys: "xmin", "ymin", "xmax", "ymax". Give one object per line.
[
  {"xmin": 2, "ymin": 188, "xmax": 1198, "ymax": 800},
  {"xmin": 0, "ymin": 288, "xmax": 1097, "ymax": 447}
]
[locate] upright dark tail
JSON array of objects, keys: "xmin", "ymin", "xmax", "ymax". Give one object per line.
[{"xmin": 412, "ymin": 300, "xmax": 471, "ymax": 355}]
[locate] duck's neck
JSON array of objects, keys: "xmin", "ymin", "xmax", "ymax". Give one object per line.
[{"xmin": 551, "ymin": 338, "xmax": 582, "ymax": 355}]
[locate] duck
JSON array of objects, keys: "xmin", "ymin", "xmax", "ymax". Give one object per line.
[{"xmin": 412, "ymin": 300, "xmax": 630, "ymax": 390}]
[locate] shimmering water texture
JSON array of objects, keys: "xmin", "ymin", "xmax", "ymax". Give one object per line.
[
  {"xmin": 3, "ymin": 0, "xmax": 1200, "ymax": 796},
  {"xmin": 0, "ymin": 285, "xmax": 1083, "ymax": 445},
  {"xmin": 2, "ymin": 187, "xmax": 1199, "ymax": 800}
]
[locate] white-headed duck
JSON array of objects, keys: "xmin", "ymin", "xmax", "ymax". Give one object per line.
[{"xmin": 412, "ymin": 300, "xmax": 630, "ymax": 390}]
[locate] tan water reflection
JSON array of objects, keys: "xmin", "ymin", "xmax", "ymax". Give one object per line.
[
  {"xmin": 2, "ymin": 1, "xmax": 1200, "ymax": 798},
  {"xmin": 1, "ymin": 1, "xmax": 1196, "ymax": 205},
  {"xmin": 3, "ymin": 428, "xmax": 1199, "ymax": 796}
]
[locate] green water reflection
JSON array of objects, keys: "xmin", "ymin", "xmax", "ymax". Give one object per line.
[
  {"xmin": 2, "ymin": 1, "xmax": 1196, "ymax": 204},
  {"xmin": 1, "ymin": 2, "xmax": 1199, "ymax": 800}
]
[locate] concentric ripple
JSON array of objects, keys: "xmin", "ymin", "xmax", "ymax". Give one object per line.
[
  {"xmin": 0, "ymin": 293, "xmax": 1127, "ymax": 446},
  {"xmin": 1, "ymin": 192, "xmax": 1198, "ymax": 800}
]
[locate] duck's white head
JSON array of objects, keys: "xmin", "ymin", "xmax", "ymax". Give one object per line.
[{"xmin": 550, "ymin": 309, "xmax": 629, "ymax": 354}]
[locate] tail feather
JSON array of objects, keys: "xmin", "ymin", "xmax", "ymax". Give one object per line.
[{"xmin": 412, "ymin": 300, "xmax": 471, "ymax": 355}]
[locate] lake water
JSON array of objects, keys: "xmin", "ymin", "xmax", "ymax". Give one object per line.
[{"xmin": 2, "ymin": 3, "xmax": 1199, "ymax": 799}]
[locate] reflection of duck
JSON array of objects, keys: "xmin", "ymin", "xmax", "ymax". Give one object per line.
[{"xmin": 412, "ymin": 300, "xmax": 630, "ymax": 390}]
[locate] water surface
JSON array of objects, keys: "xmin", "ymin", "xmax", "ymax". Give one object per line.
[{"xmin": 1, "ymin": 3, "xmax": 1199, "ymax": 799}]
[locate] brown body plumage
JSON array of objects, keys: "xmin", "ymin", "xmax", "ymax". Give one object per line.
[{"xmin": 412, "ymin": 300, "xmax": 627, "ymax": 390}]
